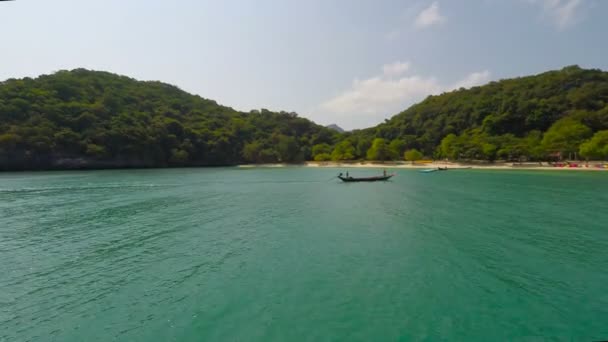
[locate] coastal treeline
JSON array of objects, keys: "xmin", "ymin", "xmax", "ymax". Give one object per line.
[
  {"xmin": 327, "ymin": 65, "xmax": 608, "ymax": 162},
  {"xmin": 1, "ymin": 66, "xmax": 608, "ymax": 170},
  {"xmin": 0, "ymin": 69, "xmax": 338, "ymax": 170}
]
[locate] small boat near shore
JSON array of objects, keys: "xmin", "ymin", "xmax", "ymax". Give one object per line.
[
  {"xmin": 338, "ymin": 172, "xmax": 394, "ymax": 182},
  {"xmin": 420, "ymin": 167, "xmax": 448, "ymax": 173}
]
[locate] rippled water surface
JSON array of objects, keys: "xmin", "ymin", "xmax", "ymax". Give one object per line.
[{"xmin": 1, "ymin": 167, "xmax": 608, "ymax": 341}]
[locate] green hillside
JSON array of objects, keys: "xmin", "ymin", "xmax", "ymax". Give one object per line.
[
  {"xmin": 0, "ymin": 69, "xmax": 338, "ymax": 170},
  {"xmin": 328, "ymin": 65, "xmax": 608, "ymax": 162}
]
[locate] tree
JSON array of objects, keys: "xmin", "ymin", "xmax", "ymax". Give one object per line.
[
  {"xmin": 312, "ymin": 143, "xmax": 332, "ymax": 159},
  {"xmin": 366, "ymin": 138, "xmax": 390, "ymax": 161},
  {"xmin": 276, "ymin": 135, "xmax": 299, "ymax": 162},
  {"xmin": 579, "ymin": 130, "xmax": 608, "ymax": 160},
  {"xmin": 259, "ymin": 149, "xmax": 279, "ymax": 163},
  {"xmin": 481, "ymin": 143, "xmax": 497, "ymax": 161},
  {"xmin": 541, "ymin": 118, "xmax": 592, "ymax": 157},
  {"xmin": 314, "ymin": 153, "xmax": 332, "ymax": 161},
  {"xmin": 439, "ymin": 134, "xmax": 459, "ymax": 160},
  {"xmin": 169, "ymin": 148, "xmax": 189, "ymax": 164},
  {"xmin": 356, "ymin": 137, "xmax": 372, "ymax": 159},
  {"xmin": 331, "ymin": 141, "xmax": 355, "ymax": 161},
  {"xmin": 54, "ymin": 128, "xmax": 82, "ymax": 153},
  {"xmin": 243, "ymin": 141, "xmax": 262, "ymax": 163},
  {"xmin": 388, "ymin": 139, "xmax": 406, "ymax": 160},
  {"xmin": 522, "ymin": 130, "xmax": 545, "ymax": 160},
  {"xmin": 495, "ymin": 134, "xmax": 520, "ymax": 161},
  {"xmin": 0, "ymin": 133, "xmax": 21, "ymax": 151},
  {"xmin": 404, "ymin": 149, "xmax": 423, "ymax": 162},
  {"xmin": 75, "ymin": 112, "xmax": 97, "ymax": 131},
  {"xmin": 85, "ymin": 144, "xmax": 106, "ymax": 158}
]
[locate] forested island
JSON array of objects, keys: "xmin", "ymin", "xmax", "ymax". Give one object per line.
[{"xmin": 1, "ymin": 66, "xmax": 607, "ymax": 171}]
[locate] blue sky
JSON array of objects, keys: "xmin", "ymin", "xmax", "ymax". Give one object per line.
[{"xmin": 1, "ymin": 0, "xmax": 607, "ymax": 129}]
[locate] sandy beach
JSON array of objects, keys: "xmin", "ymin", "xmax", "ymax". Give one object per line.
[{"xmin": 238, "ymin": 161, "xmax": 608, "ymax": 171}]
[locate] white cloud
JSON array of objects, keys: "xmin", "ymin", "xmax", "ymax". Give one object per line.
[
  {"xmin": 451, "ymin": 70, "xmax": 491, "ymax": 89},
  {"xmin": 321, "ymin": 75, "xmax": 440, "ymax": 116},
  {"xmin": 527, "ymin": 0, "xmax": 584, "ymax": 29},
  {"xmin": 382, "ymin": 61, "xmax": 411, "ymax": 77},
  {"xmin": 319, "ymin": 62, "xmax": 491, "ymax": 128},
  {"xmin": 414, "ymin": 2, "xmax": 446, "ymax": 29}
]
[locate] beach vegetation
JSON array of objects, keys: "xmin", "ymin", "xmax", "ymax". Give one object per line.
[{"xmin": 404, "ymin": 149, "xmax": 423, "ymax": 162}]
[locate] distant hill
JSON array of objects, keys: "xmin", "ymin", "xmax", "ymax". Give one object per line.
[
  {"xmin": 326, "ymin": 124, "xmax": 345, "ymax": 133},
  {"xmin": 335, "ymin": 65, "xmax": 608, "ymax": 161},
  {"xmin": 0, "ymin": 69, "xmax": 339, "ymax": 170}
]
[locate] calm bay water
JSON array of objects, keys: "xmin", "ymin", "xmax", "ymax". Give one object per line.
[{"xmin": 1, "ymin": 167, "xmax": 607, "ymax": 341}]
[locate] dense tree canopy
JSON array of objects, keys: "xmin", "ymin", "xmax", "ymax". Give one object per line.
[
  {"xmin": 330, "ymin": 141, "xmax": 356, "ymax": 161},
  {"xmin": 0, "ymin": 69, "xmax": 339, "ymax": 170},
  {"xmin": 366, "ymin": 138, "xmax": 390, "ymax": 161},
  {"xmin": 343, "ymin": 65, "xmax": 608, "ymax": 161},
  {"xmin": 404, "ymin": 149, "xmax": 423, "ymax": 162},
  {"xmin": 1, "ymin": 65, "xmax": 608, "ymax": 171},
  {"xmin": 541, "ymin": 117, "xmax": 592, "ymax": 157},
  {"xmin": 579, "ymin": 130, "xmax": 608, "ymax": 160}
]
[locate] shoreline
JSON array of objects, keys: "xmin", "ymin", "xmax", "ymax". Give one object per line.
[
  {"xmin": 238, "ymin": 161, "xmax": 608, "ymax": 171},
  {"xmin": 1, "ymin": 162, "xmax": 606, "ymax": 173}
]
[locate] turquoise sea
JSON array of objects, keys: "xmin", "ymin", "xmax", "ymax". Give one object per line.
[{"xmin": 1, "ymin": 167, "xmax": 607, "ymax": 341}]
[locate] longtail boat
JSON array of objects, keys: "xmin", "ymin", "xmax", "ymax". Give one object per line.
[{"xmin": 338, "ymin": 174, "xmax": 394, "ymax": 182}]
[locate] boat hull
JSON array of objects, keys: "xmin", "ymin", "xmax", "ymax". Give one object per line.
[{"xmin": 338, "ymin": 175, "xmax": 393, "ymax": 182}]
